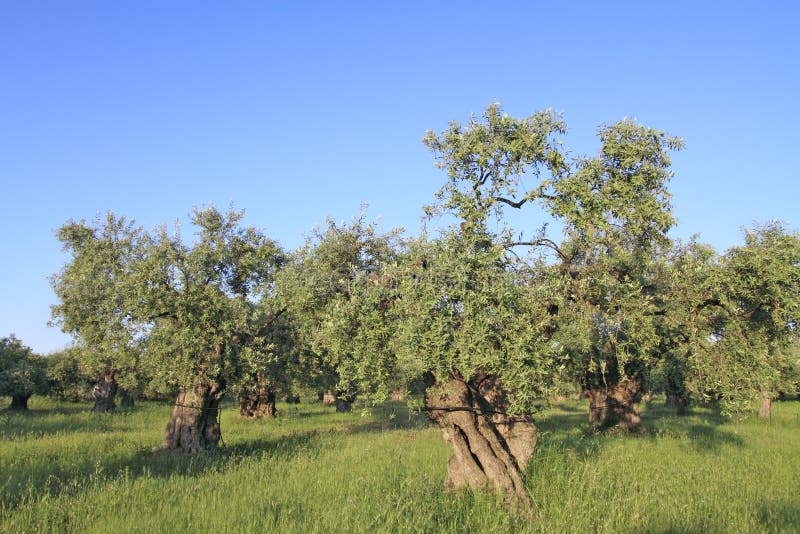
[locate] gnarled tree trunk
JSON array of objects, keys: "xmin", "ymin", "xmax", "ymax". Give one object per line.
[
  {"xmin": 586, "ymin": 379, "xmax": 644, "ymax": 430},
  {"xmin": 424, "ymin": 371, "xmax": 536, "ymax": 506},
  {"xmin": 335, "ymin": 398, "xmax": 352, "ymax": 412},
  {"xmin": 10, "ymin": 394, "xmax": 30, "ymax": 410},
  {"xmin": 322, "ymin": 390, "xmax": 337, "ymax": 405},
  {"xmin": 390, "ymin": 389, "xmax": 407, "ymax": 401},
  {"xmin": 665, "ymin": 373, "xmax": 689, "ymax": 415},
  {"xmin": 119, "ymin": 389, "xmax": 135, "ymax": 410},
  {"xmin": 239, "ymin": 387, "xmax": 277, "ymax": 418},
  {"xmin": 758, "ymin": 391, "xmax": 772, "ymax": 418},
  {"xmin": 163, "ymin": 382, "xmax": 225, "ymax": 452},
  {"xmin": 92, "ymin": 373, "xmax": 118, "ymax": 413}
]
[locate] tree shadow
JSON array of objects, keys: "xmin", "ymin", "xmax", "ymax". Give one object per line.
[
  {"xmin": 0, "ymin": 428, "xmax": 322, "ymax": 513},
  {"xmin": 757, "ymin": 500, "xmax": 800, "ymax": 531},
  {"xmin": 0, "ymin": 405, "xmax": 142, "ymax": 439}
]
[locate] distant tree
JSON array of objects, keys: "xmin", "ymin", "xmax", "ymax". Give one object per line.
[
  {"xmin": 50, "ymin": 214, "xmax": 145, "ymax": 412},
  {"xmin": 700, "ymin": 223, "xmax": 800, "ymax": 417},
  {"xmin": 235, "ymin": 310, "xmax": 296, "ymax": 419},
  {"xmin": 547, "ymin": 120, "xmax": 683, "ymax": 430},
  {"xmin": 650, "ymin": 239, "xmax": 721, "ymax": 415},
  {"xmin": 0, "ymin": 335, "xmax": 48, "ymax": 410},
  {"xmin": 45, "ymin": 348, "xmax": 92, "ymax": 402},
  {"xmin": 51, "ymin": 206, "xmax": 283, "ymax": 451},
  {"xmin": 276, "ymin": 214, "xmax": 402, "ymax": 413}
]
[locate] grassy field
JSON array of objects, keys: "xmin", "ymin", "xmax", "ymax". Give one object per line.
[{"xmin": 1, "ymin": 396, "xmax": 798, "ymax": 533}]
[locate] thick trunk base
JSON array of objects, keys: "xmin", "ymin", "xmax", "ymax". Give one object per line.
[
  {"xmin": 425, "ymin": 372, "xmax": 535, "ymax": 507},
  {"xmin": 92, "ymin": 374, "xmax": 118, "ymax": 413},
  {"xmin": 239, "ymin": 388, "xmax": 276, "ymax": 418},
  {"xmin": 586, "ymin": 380, "xmax": 643, "ymax": 431},
  {"xmin": 335, "ymin": 399, "xmax": 352, "ymax": 412},
  {"xmin": 163, "ymin": 383, "xmax": 225, "ymax": 453},
  {"xmin": 665, "ymin": 390, "xmax": 689, "ymax": 416},
  {"xmin": 758, "ymin": 392, "xmax": 772, "ymax": 418},
  {"xmin": 119, "ymin": 390, "xmax": 135, "ymax": 410},
  {"xmin": 10, "ymin": 395, "xmax": 30, "ymax": 410}
]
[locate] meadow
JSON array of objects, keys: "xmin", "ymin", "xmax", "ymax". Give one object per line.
[{"xmin": 1, "ymin": 397, "xmax": 798, "ymax": 533}]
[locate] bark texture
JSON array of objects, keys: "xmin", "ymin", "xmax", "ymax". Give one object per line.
[
  {"xmin": 119, "ymin": 389, "xmax": 135, "ymax": 410},
  {"xmin": 665, "ymin": 374, "xmax": 689, "ymax": 415},
  {"xmin": 239, "ymin": 386, "xmax": 277, "ymax": 418},
  {"xmin": 586, "ymin": 379, "xmax": 644, "ymax": 430},
  {"xmin": 10, "ymin": 394, "xmax": 30, "ymax": 410},
  {"xmin": 758, "ymin": 391, "xmax": 772, "ymax": 418},
  {"xmin": 335, "ymin": 399, "xmax": 352, "ymax": 412},
  {"xmin": 424, "ymin": 371, "xmax": 535, "ymax": 506},
  {"xmin": 665, "ymin": 390, "xmax": 688, "ymax": 416},
  {"xmin": 163, "ymin": 382, "xmax": 225, "ymax": 452},
  {"xmin": 390, "ymin": 389, "xmax": 407, "ymax": 401},
  {"xmin": 91, "ymin": 373, "xmax": 118, "ymax": 413}
]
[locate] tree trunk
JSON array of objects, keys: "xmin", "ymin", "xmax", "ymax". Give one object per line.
[
  {"xmin": 335, "ymin": 399, "xmax": 352, "ymax": 412},
  {"xmin": 758, "ymin": 391, "xmax": 772, "ymax": 418},
  {"xmin": 92, "ymin": 373, "xmax": 118, "ymax": 413},
  {"xmin": 424, "ymin": 371, "xmax": 535, "ymax": 507},
  {"xmin": 239, "ymin": 386, "xmax": 277, "ymax": 418},
  {"xmin": 322, "ymin": 390, "xmax": 337, "ymax": 405},
  {"xmin": 390, "ymin": 389, "xmax": 407, "ymax": 401},
  {"xmin": 665, "ymin": 390, "xmax": 689, "ymax": 416},
  {"xmin": 586, "ymin": 379, "xmax": 644, "ymax": 430},
  {"xmin": 10, "ymin": 394, "xmax": 30, "ymax": 410},
  {"xmin": 665, "ymin": 374, "xmax": 689, "ymax": 415},
  {"xmin": 119, "ymin": 389, "xmax": 135, "ymax": 410},
  {"xmin": 163, "ymin": 382, "xmax": 225, "ymax": 453}
]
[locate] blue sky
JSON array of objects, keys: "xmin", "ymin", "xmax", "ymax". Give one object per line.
[{"xmin": 1, "ymin": 1, "xmax": 798, "ymax": 354}]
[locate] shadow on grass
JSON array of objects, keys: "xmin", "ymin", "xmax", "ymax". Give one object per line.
[
  {"xmin": 757, "ymin": 500, "xmax": 800, "ymax": 530},
  {"xmin": 533, "ymin": 398, "xmax": 745, "ymax": 461},
  {"xmin": 0, "ymin": 404, "xmax": 144, "ymax": 439},
  {"xmin": 0, "ymin": 428, "xmax": 323, "ymax": 513},
  {"xmin": 0, "ymin": 401, "xmax": 434, "ymax": 514}
]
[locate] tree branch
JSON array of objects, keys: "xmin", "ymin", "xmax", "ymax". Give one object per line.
[
  {"xmin": 506, "ymin": 238, "xmax": 568, "ymax": 261},
  {"xmin": 493, "ymin": 196, "xmax": 529, "ymax": 209}
]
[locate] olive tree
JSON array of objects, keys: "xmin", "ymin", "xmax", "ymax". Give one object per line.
[
  {"xmin": 50, "ymin": 214, "xmax": 145, "ymax": 412},
  {"xmin": 45, "ymin": 347, "xmax": 93, "ymax": 402},
  {"xmin": 379, "ymin": 103, "xmax": 568, "ymax": 505},
  {"xmin": 0, "ymin": 335, "xmax": 47, "ymax": 410},
  {"xmin": 547, "ymin": 120, "xmax": 683, "ymax": 429},
  {"xmin": 700, "ymin": 223, "xmax": 800, "ymax": 416},
  {"xmin": 52, "ymin": 206, "xmax": 283, "ymax": 451},
  {"xmin": 276, "ymin": 214, "xmax": 401, "ymax": 413}
]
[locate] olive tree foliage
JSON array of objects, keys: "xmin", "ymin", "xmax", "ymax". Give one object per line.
[
  {"xmin": 276, "ymin": 214, "xmax": 402, "ymax": 411},
  {"xmin": 546, "ymin": 120, "xmax": 684, "ymax": 429},
  {"xmin": 0, "ymin": 335, "xmax": 47, "ymax": 410},
  {"xmin": 698, "ymin": 223, "xmax": 800, "ymax": 416},
  {"xmin": 51, "ymin": 206, "xmax": 284, "ymax": 451},
  {"xmin": 50, "ymin": 214, "xmax": 146, "ymax": 411},
  {"xmin": 365, "ymin": 103, "xmax": 570, "ymax": 505},
  {"xmin": 648, "ymin": 239, "xmax": 721, "ymax": 413},
  {"xmin": 45, "ymin": 347, "xmax": 93, "ymax": 402}
]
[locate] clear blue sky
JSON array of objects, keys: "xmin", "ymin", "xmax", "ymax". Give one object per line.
[{"xmin": 1, "ymin": 1, "xmax": 798, "ymax": 354}]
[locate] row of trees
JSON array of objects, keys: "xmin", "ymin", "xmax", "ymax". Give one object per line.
[{"xmin": 8, "ymin": 104, "xmax": 797, "ymax": 506}]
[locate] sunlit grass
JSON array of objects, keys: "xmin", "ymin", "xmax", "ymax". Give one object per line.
[{"xmin": 1, "ymin": 396, "xmax": 798, "ymax": 532}]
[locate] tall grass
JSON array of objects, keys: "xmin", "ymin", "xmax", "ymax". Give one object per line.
[{"xmin": 1, "ymin": 396, "xmax": 798, "ymax": 532}]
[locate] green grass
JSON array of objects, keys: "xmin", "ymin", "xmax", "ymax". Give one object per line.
[{"xmin": 1, "ymin": 396, "xmax": 799, "ymax": 533}]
